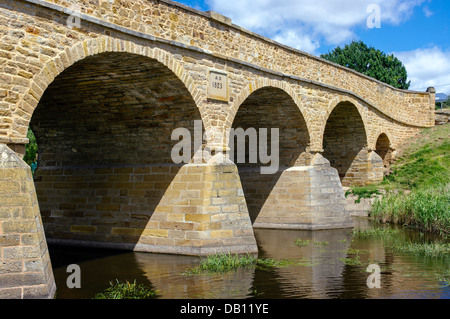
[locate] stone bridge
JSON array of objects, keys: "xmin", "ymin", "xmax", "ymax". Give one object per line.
[{"xmin": 0, "ymin": 0, "xmax": 435, "ymax": 298}]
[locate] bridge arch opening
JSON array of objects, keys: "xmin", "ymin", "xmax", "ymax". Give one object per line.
[
  {"xmin": 30, "ymin": 51, "xmax": 204, "ymax": 251},
  {"xmin": 322, "ymin": 101, "xmax": 368, "ymax": 186},
  {"xmin": 375, "ymin": 133, "xmax": 393, "ymax": 171},
  {"xmin": 230, "ymin": 86, "xmax": 311, "ymax": 225}
]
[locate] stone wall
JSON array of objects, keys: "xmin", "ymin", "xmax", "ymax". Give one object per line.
[
  {"xmin": 0, "ymin": 0, "xmax": 435, "ymax": 146},
  {"xmin": 435, "ymin": 110, "xmax": 450, "ymax": 125},
  {"xmin": 35, "ymin": 161, "xmax": 258, "ymax": 256},
  {"xmin": 241, "ymin": 159, "xmax": 353, "ymax": 230}
]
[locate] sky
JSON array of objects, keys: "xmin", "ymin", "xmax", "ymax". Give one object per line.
[{"xmin": 173, "ymin": 0, "xmax": 450, "ymax": 94}]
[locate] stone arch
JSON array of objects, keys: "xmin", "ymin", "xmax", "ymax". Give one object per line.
[
  {"xmin": 370, "ymin": 128, "xmax": 394, "ymax": 151},
  {"xmin": 230, "ymin": 85, "xmax": 311, "ymax": 225},
  {"xmin": 27, "ymin": 37, "xmax": 214, "ymax": 255},
  {"xmin": 228, "ymin": 78, "xmax": 312, "ymax": 137},
  {"xmin": 231, "ymin": 85, "xmax": 311, "ymax": 167},
  {"xmin": 322, "ymin": 97, "xmax": 370, "ymax": 186},
  {"xmin": 373, "ymin": 131, "xmax": 394, "ymax": 170},
  {"xmin": 13, "ymin": 36, "xmax": 206, "ymax": 140},
  {"xmin": 319, "ymin": 96, "xmax": 369, "ymax": 150}
]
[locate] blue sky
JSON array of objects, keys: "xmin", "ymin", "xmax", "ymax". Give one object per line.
[{"xmin": 173, "ymin": 0, "xmax": 450, "ymax": 94}]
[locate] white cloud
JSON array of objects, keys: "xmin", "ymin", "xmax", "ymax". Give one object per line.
[
  {"xmin": 273, "ymin": 29, "xmax": 320, "ymax": 53},
  {"xmin": 423, "ymin": 6, "xmax": 434, "ymax": 18},
  {"xmin": 394, "ymin": 47, "xmax": 450, "ymax": 93},
  {"xmin": 206, "ymin": 0, "xmax": 426, "ymax": 54}
]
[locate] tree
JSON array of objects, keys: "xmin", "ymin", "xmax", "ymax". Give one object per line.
[
  {"xmin": 320, "ymin": 41, "xmax": 411, "ymax": 90},
  {"xmin": 23, "ymin": 127, "xmax": 38, "ymax": 173}
]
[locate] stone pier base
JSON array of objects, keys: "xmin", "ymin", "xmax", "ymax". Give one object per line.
[
  {"xmin": 250, "ymin": 154, "xmax": 354, "ymax": 230},
  {"xmin": 0, "ymin": 145, "xmax": 55, "ymax": 299},
  {"xmin": 34, "ymin": 155, "xmax": 258, "ymax": 257}
]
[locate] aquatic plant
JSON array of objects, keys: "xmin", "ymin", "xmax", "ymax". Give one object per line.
[
  {"xmin": 352, "ymin": 228, "xmax": 400, "ymax": 239},
  {"xmin": 388, "ymin": 242, "xmax": 450, "ymax": 258},
  {"xmin": 313, "ymin": 241, "xmax": 329, "ymax": 246},
  {"xmin": 340, "ymin": 256, "xmax": 363, "ymax": 266},
  {"xmin": 93, "ymin": 279, "xmax": 159, "ymax": 299},
  {"xmin": 183, "ymin": 253, "xmax": 297, "ymax": 275},
  {"xmin": 294, "ymin": 239, "xmax": 310, "ymax": 247}
]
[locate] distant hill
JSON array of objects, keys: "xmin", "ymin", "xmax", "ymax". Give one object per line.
[{"xmin": 436, "ymin": 93, "xmax": 448, "ymax": 102}]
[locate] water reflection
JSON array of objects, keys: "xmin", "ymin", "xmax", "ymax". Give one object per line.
[
  {"xmin": 133, "ymin": 253, "xmax": 254, "ymax": 299},
  {"xmin": 253, "ymin": 228, "xmax": 353, "ymax": 299},
  {"xmin": 51, "ymin": 218, "xmax": 449, "ymax": 299}
]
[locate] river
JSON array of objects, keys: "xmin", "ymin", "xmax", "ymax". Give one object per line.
[{"xmin": 49, "ymin": 218, "xmax": 449, "ymax": 299}]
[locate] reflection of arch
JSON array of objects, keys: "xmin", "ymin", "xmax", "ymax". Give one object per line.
[
  {"xmin": 322, "ymin": 100, "xmax": 368, "ymax": 186},
  {"xmin": 14, "ymin": 37, "xmax": 205, "ymax": 139},
  {"xmin": 231, "ymin": 86, "xmax": 310, "ymax": 223}
]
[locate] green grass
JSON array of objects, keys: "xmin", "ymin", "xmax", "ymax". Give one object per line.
[
  {"xmin": 345, "ymin": 185, "xmax": 382, "ymax": 203},
  {"xmin": 313, "ymin": 241, "xmax": 329, "ymax": 246},
  {"xmin": 184, "ymin": 253, "xmax": 257, "ymax": 275},
  {"xmin": 294, "ymin": 239, "xmax": 310, "ymax": 247},
  {"xmin": 294, "ymin": 239, "xmax": 330, "ymax": 247},
  {"xmin": 370, "ymin": 184, "xmax": 450, "ymax": 236},
  {"xmin": 93, "ymin": 280, "xmax": 159, "ymax": 299},
  {"xmin": 352, "ymin": 228, "xmax": 400, "ymax": 239},
  {"xmin": 388, "ymin": 242, "xmax": 450, "ymax": 258},
  {"xmin": 183, "ymin": 253, "xmax": 297, "ymax": 275},
  {"xmin": 357, "ymin": 124, "xmax": 450, "ymax": 236},
  {"xmin": 340, "ymin": 256, "xmax": 363, "ymax": 266},
  {"xmin": 382, "ymin": 125, "xmax": 450, "ymax": 191},
  {"xmin": 255, "ymin": 258, "xmax": 298, "ymax": 270}
]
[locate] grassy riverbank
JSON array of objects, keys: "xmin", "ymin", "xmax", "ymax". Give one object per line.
[{"xmin": 352, "ymin": 124, "xmax": 450, "ymax": 236}]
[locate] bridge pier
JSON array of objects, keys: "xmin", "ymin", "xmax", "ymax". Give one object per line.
[
  {"xmin": 367, "ymin": 150, "xmax": 385, "ymax": 183},
  {"xmin": 33, "ymin": 157, "xmax": 258, "ymax": 256},
  {"xmin": 246, "ymin": 153, "xmax": 353, "ymax": 230},
  {"xmin": 0, "ymin": 145, "xmax": 56, "ymax": 299}
]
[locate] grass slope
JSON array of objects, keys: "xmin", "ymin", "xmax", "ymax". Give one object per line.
[{"xmin": 357, "ymin": 124, "xmax": 449, "ymax": 236}]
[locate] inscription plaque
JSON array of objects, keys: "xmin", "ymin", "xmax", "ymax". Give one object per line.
[{"xmin": 208, "ymin": 70, "xmax": 228, "ymax": 102}]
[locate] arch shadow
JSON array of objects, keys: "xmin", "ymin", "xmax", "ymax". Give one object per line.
[
  {"xmin": 31, "ymin": 51, "xmax": 203, "ymax": 252},
  {"xmin": 374, "ymin": 133, "xmax": 393, "ymax": 170},
  {"xmin": 322, "ymin": 101, "xmax": 368, "ymax": 186}
]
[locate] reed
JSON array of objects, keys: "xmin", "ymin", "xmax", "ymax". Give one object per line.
[{"xmin": 371, "ymin": 184, "xmax": 450, "ymax": 236}]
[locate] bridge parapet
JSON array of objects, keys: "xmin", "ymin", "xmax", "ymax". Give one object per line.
[{"xmin": 17, "ymin": 0, "xmax": 435, "ymax": 125}]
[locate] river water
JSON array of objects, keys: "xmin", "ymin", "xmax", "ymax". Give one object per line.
[{"xmin": 50, "ymin": 218, "xmax": 449, "ymax": 299}]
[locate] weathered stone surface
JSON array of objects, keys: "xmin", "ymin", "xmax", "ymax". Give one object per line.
[
  {"xmin": 435, "ymin": 110, "xmax": 450, "ymax": 125},
  {"xmin": 0, "ymin": 145, "xmax": 55, "ymax": 299}
]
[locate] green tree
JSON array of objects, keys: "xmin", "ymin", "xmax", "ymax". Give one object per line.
[
  {"xmin": 320, "ymin": 41, "xmax": 411, "ymax": 90},
  {"xmin": 23, "ymin": 127, "xmax": 38, "ymax": 169}
]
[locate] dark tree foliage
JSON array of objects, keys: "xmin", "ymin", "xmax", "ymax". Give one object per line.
[
  {"xmin": 23, "ymin": 127, "xmax": 38, "ymax": 167},
  {"xmin": 320, "ymin": 41, "xmax": 411, "ymax": 90}
]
